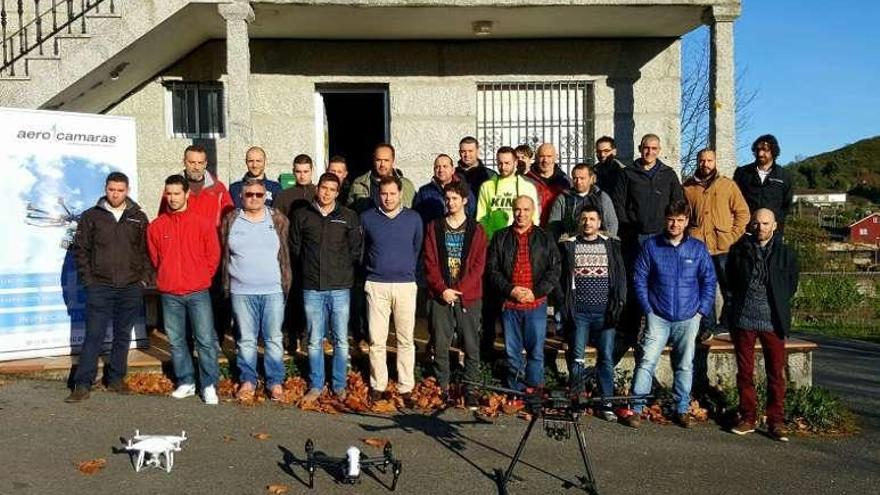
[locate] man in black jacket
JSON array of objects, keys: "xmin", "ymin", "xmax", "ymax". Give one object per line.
[
  {"xmin": 560, "ymin": 206, "xmax": 626, "ymax": 421},
  {"xmin": 65, "ymin": 172, "xmax": 151, "ymax": 403},
  {"xmin": 726, "ymin": 208, "xmax": 799, "ymax": 442},
  {"xmin": 290, "ymin": 173, "xmax": 362, "ymax": 401},
  {"xmin": 733, "ymin": 134, "xmax": 794, "ymax": 233},
  {"xmin": 611, "ymin": 134, "xmax": 684, "ymax": 360},
  {"xmin": 488, "ymin": 196, "xmax": 561, "ymax": 391},
  {"xmin": 593, "ymin": 136, "xmax": 625, "ymax": 195},
  {"xmin": 455, "ymin": 136, "xmax": 496, "ymax": 200}
]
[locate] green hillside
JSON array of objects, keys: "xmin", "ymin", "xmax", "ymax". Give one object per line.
[{"xmin": 785, "ymin": 136, "xmax": 880, "ymax": 203}]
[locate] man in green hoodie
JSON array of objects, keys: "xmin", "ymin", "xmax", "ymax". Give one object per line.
[{"xmin": 475, "ymin": 146, "xmax": 540, "ymax": 240}]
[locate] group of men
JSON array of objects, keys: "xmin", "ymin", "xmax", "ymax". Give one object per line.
[{"xmin": 65, "ymin": 132, "xmax": 799, "ymax": 441}]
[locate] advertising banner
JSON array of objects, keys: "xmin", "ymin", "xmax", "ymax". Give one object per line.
[{"xmin": 0, "ymin": 108, "xmax": 145, "ymax": 361}]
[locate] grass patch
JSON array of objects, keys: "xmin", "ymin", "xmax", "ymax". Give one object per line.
[{"xmin": 795, "ymin": 321, "xmax": 880, "ymax": 344}]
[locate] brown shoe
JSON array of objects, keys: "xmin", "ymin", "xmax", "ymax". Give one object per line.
[
  {"xmin": 730, "ymin": 420, "xmax": 756, "ymax": 436},
  {"xmin": 673, "ymin": 413, "xmax": 694, "ymax": 429},
  {"xmin": 64, "ymin": 386, "xmax": 90, "ymax": 403},
  {"xmin": 370, "ymin": 390, "xmax": 383, "ymax": 402},
  {"xmin": 236, "ymin": 382, "xmax": 256, "ymax": 401},
  {"xmin": 105, "ymin": 380, "xmax": 130, "ymax": 395},
  {"xmin": 768, "ymin": 424, "xmax": 789, "ymax": 442},
  {"xmin": 400, "ymin": 392, "xmax": 415, "ymax": 409},
  {"xmin": 334, "ymin": 388, "xmax": 348, "ymax": 401}
]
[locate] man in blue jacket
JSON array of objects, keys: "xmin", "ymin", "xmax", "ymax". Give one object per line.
[
  {"xmin": 413, "ymin": 154, "xmax": 476, "ymax": 223},
  {"xmin": 623, "ymin": 200, "xmax": 716, "ymax": 428}
]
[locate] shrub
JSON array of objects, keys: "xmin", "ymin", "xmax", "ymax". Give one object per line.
[{"xmin": 793, "ymin": 276, "xmax": 865, "ymax": 312}]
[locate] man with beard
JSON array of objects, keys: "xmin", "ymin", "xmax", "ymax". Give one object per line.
[
  {"xmin": 159, "ymin": 144, "xmax": 233, "ymax": 227},
  {"xmin": 349, "ymin": 143, "xmax": 416, "ymax": 214},
  {"xmin": 593, "ymin": 136, "xmax": 625, "ymax": 195},
  {"xmin": 683, "ymin": 149, "xmax": 750, "ymax": 341},
  {"xmin": 733, "ymin": 135, "xmax": 794, "ymax": 234}
]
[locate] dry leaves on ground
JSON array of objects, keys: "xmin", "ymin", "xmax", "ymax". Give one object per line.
[
  {"xmin": 642, "ymin": 404, "xmax": 671, "ymax": 425},
  {"xmin": 477, "ymin": 393, "xmax": 507, "ymax": 418},
  {"xmin": 688, "ymin": 400, "xmax": 709, "ymax": 422},
  {"xmin": 410, "ymin": 377, "xmax": 447, "ymax": 410},
  {"xmin": 251, "ymin": 432, "xmax": 271, "ymax": 440},
  {"xmin": 266, "ymin": 484, "xmax": 289, "ymax": 494},
  {"xmin": 124, "ymin": 373, "xmax": 174, "ymax": 395},
  {"xmin": 361, "ymin": 437, "xmax": 390, "ymax": 449},
  {"xmin": 221, "ymin": 435, "xmax": 235, "ymax": 443},
  {"xmin": 76, "ymin": 458, "xmax": 107, "ymax": 475}
]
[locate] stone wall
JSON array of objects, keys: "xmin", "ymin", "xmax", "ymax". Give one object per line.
[{"xmin": 109, "ymin": 37, "xmax": 681, "ymax": 217}]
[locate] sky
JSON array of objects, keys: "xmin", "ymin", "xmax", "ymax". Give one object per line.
[{"xmin": 684, "ymin": 0, "xmax": 880, "ymax": 165}]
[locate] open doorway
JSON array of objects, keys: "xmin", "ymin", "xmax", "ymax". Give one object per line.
[{"xmin": 315, "ymin": 85, "xmax": 389, "ymax": 180}]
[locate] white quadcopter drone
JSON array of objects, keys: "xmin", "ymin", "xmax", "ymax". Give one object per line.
[{"xmin": 124, "ymin": 430, "xmax": 187, "ymax": 473}]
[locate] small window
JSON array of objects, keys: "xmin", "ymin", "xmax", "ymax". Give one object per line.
[
  {"xmin": 859, "ymin": 228, "xmax": 868, "ymax": 235},
  {"xmin": 874, "ymin": 217, "xmax": 878, "ymax": 223},
  {"xmin": 165, "ymin": 82, "xmax": 225, "ymax": 138}
]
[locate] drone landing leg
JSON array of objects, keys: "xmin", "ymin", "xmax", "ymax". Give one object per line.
[
  {"xmin": 573, "ymin": 419, "xmax": 599, "ymax": 495},
  {"xmin": 498, "ymin": 413, "xmax": 539, "ymax": 493}
]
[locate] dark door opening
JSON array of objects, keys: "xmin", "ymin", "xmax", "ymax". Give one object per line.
[{"xmin": 320, "ymin": 88, "xmax": 389, "ymax": 181}]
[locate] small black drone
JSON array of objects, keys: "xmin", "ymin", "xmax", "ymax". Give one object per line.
[{"xmin": 304, "ymin": 438, "xmax": 402, "ymax": 491}]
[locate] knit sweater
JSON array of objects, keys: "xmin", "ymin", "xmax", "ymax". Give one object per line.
[{"xmin": 360, "ymin": 207, "xmax": 424, "ymax": 283}]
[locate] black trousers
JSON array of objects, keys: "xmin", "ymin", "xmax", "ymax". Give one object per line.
[
  {"xmin": 429, "ymin": 299, "xmax": 482, "ymax": 389},
  {"xmin": 73, "ymin": 283, "xmax": 143, "ymax": 388}
]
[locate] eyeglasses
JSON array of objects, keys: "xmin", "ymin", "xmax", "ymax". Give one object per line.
[{"xmin": 244, "ymin": 192, "xmax": 265, "ymax": 199}]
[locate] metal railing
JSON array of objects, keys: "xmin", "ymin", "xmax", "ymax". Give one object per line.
[
  {"xmin": 476, "ymin": 81, "xmax": 595, "ymax": 173},
  {"xmin": 1, "ymin": 0, "xmax": 115, "ymax": 77}
]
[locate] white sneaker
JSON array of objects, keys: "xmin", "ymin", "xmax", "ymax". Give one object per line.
[
  {"xmin": 171, "ymin": 383, "xmax": 196, "ymax": 399},
  {"xmin": 203, "ymin": 385, "xmax": 219, "ymax": 405}
]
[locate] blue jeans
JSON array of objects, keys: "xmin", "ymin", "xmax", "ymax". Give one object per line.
[
  {"xmin": 161, "ymin": 290, "xmax": 219, "ymax": 388},
  {"xmin": 304, "ymin": 289, "xmax": 350, "ymax": 392},
  {"xmin": 632, "ymin": 312, "xmax": 701, "ymax": 414},
  {"xmin": 569, "ymin": 310, "xmax": 615, "ymax": 399},
  {"xmin": 231, "ymin": 292, "xmax": 285, "ymax": 388},
  {"xmin": 501, "ymin": 302, "xmax": 547, "ymax": 391}
]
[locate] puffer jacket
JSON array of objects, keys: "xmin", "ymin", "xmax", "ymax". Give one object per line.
[
  {"xmin": 147, "ymin": 208, "xmax": 220, "ymax": 296},
  {"xmin": 412, "ymin": 178, "xmax": 476, "ymax": 223},
  {"xmin": 633, "ymin": 234, "xmax": 716, "ymax": 322},
  {"xmin": 683, "ymin": 173, "xmax": 750, "ymax": 255}
]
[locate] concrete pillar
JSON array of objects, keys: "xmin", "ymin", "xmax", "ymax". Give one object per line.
[
  {"xmin": 218, "ymin": 1, "xmax": 255, "ymax": 182},
  {"xmin": 704, "ymin": 5, "xmax": 740, "ymax": 176}
]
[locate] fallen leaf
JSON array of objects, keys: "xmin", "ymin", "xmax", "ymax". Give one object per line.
[
  {"xmin": 266, "ymin": 484, "xmax": 289, "ymax": 494},
  {"xmin": 222, "ymin": 435, "xmax": 235, "ymax": 443},
  {"xmin": 76, "ymin": 458, "xmax": 107, "ymax": 475},
  {"xmin": 361, "ymin": 437, "xmax": 390, "ymax": 449},
  {"xmin": 370, "ymin": 399, "xmax": 398, "ymax": 414},
  {"xmin": 252, "ymin": 432, "xmax": 271, "ymax": 440}
]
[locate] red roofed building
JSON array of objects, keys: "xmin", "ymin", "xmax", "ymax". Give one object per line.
[{"xmin": 849, "ymin": 213, "xmax": 880, "ymax": 244}]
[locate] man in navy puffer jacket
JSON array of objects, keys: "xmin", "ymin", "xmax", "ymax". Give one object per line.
[{"xmin": 623, "ymin": 200, "xmax": 716, "ymax": 429}]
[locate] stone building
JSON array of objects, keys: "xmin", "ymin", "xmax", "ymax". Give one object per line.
[{"xmin": 0, "ymin": 0, "xmax": 741, "ymax": 216}]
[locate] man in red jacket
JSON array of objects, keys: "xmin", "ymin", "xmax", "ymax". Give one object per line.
[
  {"xmin": 423, "ymin": 181, "xmax": 488, "ymax": 408},
  {"xmin": 148, "ymin": 175, "xmax": 221, "ymax": 405},
  {"xmin": 159, "ymin": 144, "xmax": 233, "ymax": 228}
]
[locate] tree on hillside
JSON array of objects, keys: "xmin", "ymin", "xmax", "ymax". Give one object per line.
[{"xmin": 680, "ymin": 28, "xmax": 757, "ymax": 177}]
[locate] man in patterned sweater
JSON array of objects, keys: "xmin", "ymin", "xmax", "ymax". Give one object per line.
[{"xmin": 560, "ymin": 205, "xmax": 626, "ymax": 421}]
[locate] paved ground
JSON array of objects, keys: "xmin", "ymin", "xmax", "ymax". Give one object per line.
[{"xmin": 0, "ymin": 335, "xmax": 877, "ymax": 495}]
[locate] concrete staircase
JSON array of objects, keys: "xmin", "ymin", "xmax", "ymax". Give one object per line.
[{"xmin": 0, "ymin": 0, "xmax": 214, "ymax": 112}]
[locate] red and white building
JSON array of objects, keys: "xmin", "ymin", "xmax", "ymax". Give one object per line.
[{"xmin": 849, "ymin": 213, "xmax": 880, "ymax": 244}]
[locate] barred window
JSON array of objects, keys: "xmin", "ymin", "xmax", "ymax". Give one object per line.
[
  {"xmin": 476, "ymin": 81, "xmax": 594, "ymax": 173},
  {"xmin": 165, "ymin": 82, "xmax": 225, "ymax": 138}
]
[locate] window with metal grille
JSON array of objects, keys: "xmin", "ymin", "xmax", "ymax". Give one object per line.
[
  {"xmin": 476, "ymin": 81, "xmax": 594, "ymax": 173},
  {"xmin": 165, "ymin": 82, "xmax": 225, "ymax": 138}
]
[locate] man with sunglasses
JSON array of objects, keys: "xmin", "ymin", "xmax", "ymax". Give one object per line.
[{"xmin": 220, "ymin": 179, "xmax": 292, "ymax": 401}]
